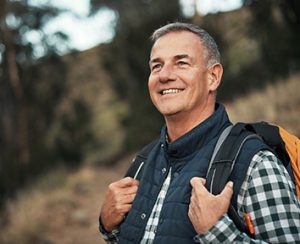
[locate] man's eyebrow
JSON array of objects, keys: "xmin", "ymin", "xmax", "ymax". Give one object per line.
[
  {"xmin": 174, "ymin": 54, "xmax": 190, "ymax": 60},
  {"xmin": 149, "ymin": 54, "xmax": 190, "ymax": 65},
  {"xmin": 149, "ymin": 57, "xmax": 161, "ymax": 65}
]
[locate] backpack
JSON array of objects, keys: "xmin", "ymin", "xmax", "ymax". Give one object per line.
[{"xmin": 125, "ymin": 122, "xmax": 300, "ymax": 237}]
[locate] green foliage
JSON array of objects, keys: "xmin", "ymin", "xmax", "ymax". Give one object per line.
[
  {"xmin": 0, "ymin": 1, "xmax": 94, "ymax": 207},
  {"xmin": 249, "ymin": 0, "xmax": 300, "ymax": 74},
  {"xmin": 48, "ymin": 99, "xmax": 95, "ymax": 167}
]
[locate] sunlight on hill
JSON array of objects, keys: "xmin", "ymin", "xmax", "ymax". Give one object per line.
[
  {"xmin": 0, "ymin": 157, "xmax": 132, "ymax": 244},
  {"xmin": 226, "ymin": 73, "xmax": 300, "ymax": 136}
]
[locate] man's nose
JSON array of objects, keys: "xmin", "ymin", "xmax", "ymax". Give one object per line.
[{"xmin": 159, "ymin": 64, "xmax": 176, "ymax": 83}]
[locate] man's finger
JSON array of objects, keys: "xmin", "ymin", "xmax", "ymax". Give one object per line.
[
  {"xmin": 122, "ymin": 185, "xmax": 139, "ymax": 195},
  {"xmin": 114, "ymin": 202, "xmax": 133, "ymax": 215},
  {"xmin": 190, "ymin": 177, "xmax": 208, "ymax": 196},
  {"xmin": 190, "ymin": 177, "xmax": 206, "ymax": 188},
  {"xmin": 119, "ymin": 193, "xmax": 137, "ymax": 204},
  {"xmin": 113, "ymin": 177, "xmax": 139, "ymax": 188}
]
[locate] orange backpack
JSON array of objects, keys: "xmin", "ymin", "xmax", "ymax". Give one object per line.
[{"xmin": 279, "ymin": 126, "xmax": 300, "ymax": 199}]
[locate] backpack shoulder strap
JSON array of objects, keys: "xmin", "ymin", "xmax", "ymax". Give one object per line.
[
  {"xmin": 205, "ymin": 125, "xmax": 233, "ymax": 192},
  {"xmin": 249, "ymin": 122, "xmax": 290, "ymax": 166},
  {"xmin": 124, "ymin": 138, "xmax": 159, "ymax": 180},
  {"xmin": 205, "ymin": 122, "xmax": 262, "ymax": 237},
  {"xmin": 250, "ymin": 122, "xmax": 299, "ymax": 199},
  {"xmin": 206, "ymin": 123, "xmax": 261, "ymax": 195}
]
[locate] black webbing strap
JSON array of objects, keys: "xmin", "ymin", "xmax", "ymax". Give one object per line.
[
  {"xmin": 205, "ymin": 123, "xmax": 260, "ymax": 237},
  {"xmin": 206, "ymin": 123, "xmax": 261, "ymax": 195},
  {"xmin": 248, "ymin": 122, "xmax": 290, "ymax": 166},
  {"xmin": 245, "ymin": 123, "xmax": 294, "ymax": 181},
  {"xmin": 124, "ymin": 138, "xmax": 159, "ymax": 180}
]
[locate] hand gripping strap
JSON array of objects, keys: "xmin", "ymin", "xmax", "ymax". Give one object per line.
[
  {"xmin": 205, "ymin": 123, "xmax": 261, "ymax": 237},
  {"xmin": 206, "ymin": 123, "xmax": 261, "ymax": 195}
]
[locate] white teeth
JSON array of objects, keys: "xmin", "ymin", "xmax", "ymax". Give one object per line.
[{"xmin": 162, "ymin": 89, "xmax": 183, "ymax": 95}]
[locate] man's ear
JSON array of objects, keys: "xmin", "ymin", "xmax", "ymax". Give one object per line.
[{"xmin": 208, "ymin": 63, "xmax": 223, "ymax": 92}]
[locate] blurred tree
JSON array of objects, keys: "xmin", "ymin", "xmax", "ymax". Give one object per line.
[
  {"xmin": 0, "ymin": 0, "xmax": 85, "ymax": 205},
  {"xmin": 200, "ymin": 0, "xmax": 300, "ymax": 101},
  {"xmin": 90, "ymin": 0, "xmax": 186, "ymax": 150},
  {"xmin": 243, "ymin": 0, "xmax": 300, "ymax": 77}
]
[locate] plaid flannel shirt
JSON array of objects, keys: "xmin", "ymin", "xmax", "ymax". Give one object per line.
[{"xmin": 100, "ymin": 150, "xmax": 300, "ymax": 243}]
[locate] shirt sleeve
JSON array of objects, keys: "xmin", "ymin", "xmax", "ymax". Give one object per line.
[
  {"xmin": 195, "ymin": 150, "xmax": 300, "ymax": 243},
  {"xmin": 98, "ymin": 216, "xmax": 120, "ymax": 243}
]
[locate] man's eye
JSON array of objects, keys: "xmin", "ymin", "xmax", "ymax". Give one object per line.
[
  {"xmin": 152, "ymin": 64, "xmax": 162, "ymax": 71},
  {"xmin": 177, "ymin": 61, "xmax": 188, "ymax": 67}
]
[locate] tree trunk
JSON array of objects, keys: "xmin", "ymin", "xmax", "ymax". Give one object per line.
[{"xmin": 1, "ymin": 2, "xmax": 30, "ymax": 165}]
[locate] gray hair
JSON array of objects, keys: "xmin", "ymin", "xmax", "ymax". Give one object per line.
[{"xmin": 150, "ymin": 22, "xmax": 221, "ymax": 68}]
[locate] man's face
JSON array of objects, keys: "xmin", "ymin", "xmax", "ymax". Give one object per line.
[{"xmin": 148, "ymin": 31, "xmax": 211, "ymax": 119}]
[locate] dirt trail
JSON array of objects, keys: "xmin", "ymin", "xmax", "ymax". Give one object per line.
[
  {"xmin": 46, "ymin": 166, "xmax": 123, "ymax": 244},
  {"xmin": 51, "ymin": 160, "xmax": 132, "ymax": 244},
  {"xmin": 0, "ymin": 156, "xmax": 133, "ymax": 244}
]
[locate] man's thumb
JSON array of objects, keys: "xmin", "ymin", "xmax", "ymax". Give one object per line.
[{"xmin": 221, "ymin": 181, "xmax": 234, "ymax": 200}]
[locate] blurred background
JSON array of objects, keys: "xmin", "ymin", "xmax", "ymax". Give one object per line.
[{"xmin": 0, "ymin": 0, "xmax": 299, "ymax": 243}]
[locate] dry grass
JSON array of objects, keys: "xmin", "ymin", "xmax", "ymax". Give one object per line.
[
  {"xmin": 0, "ymin": 155, "xmax": 132, "ymax": 244},
  {"xmin": 226, "ymin": 73, "xmax": 300, "ymax": 136}
]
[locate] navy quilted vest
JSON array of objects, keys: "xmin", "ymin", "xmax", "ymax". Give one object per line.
[{"xmin": 118, "ymin": 104, "xmax": 267, "ymax": 243}]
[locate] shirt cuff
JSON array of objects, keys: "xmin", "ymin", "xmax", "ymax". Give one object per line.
[
  {"xmin": 98, "ymin": 216, "xmax": 119, "ymax": 243},
  {"xmin": 194, "ymin": 214, "xmax": 240, "ymax": 243}
]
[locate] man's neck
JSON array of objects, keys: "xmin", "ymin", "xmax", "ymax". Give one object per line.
[{"xmin": 165, "ymin": 105, "xmax": 215, "ymax": 142}]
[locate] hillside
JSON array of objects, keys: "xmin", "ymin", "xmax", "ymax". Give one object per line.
[
  {"xmin": 226, "ymin": 73, "xmax": 300, "ymax": 136},
  {"xmin": 0, "ymin": 156, "xmax": 132, "ymax": 244},
  {"xmin": 60, "ymin": 45, "xmax": 128, "ymax": 164}
]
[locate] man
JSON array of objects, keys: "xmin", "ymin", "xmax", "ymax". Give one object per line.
[{"xmin": 99, "ymin": 22, "xmax": 300, "ymax": 243}]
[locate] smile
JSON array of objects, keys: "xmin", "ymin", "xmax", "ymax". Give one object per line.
[{"xmin": 161, "ymin": 89, "xmax": 184, "ymax": 95}]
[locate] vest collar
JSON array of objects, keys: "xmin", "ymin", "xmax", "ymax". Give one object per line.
[{"xmin": 160, "ymin": 103, "xmax": 231, "ymax": 159}]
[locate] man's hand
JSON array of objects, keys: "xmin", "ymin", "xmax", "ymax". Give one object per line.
[
  {"xmin": 188, "ymin": 177, "xmax": 233, "ymax": 234},
  {"xmin": 100, "ymin": 177, "xmax": 139, "ymax": 232}
]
